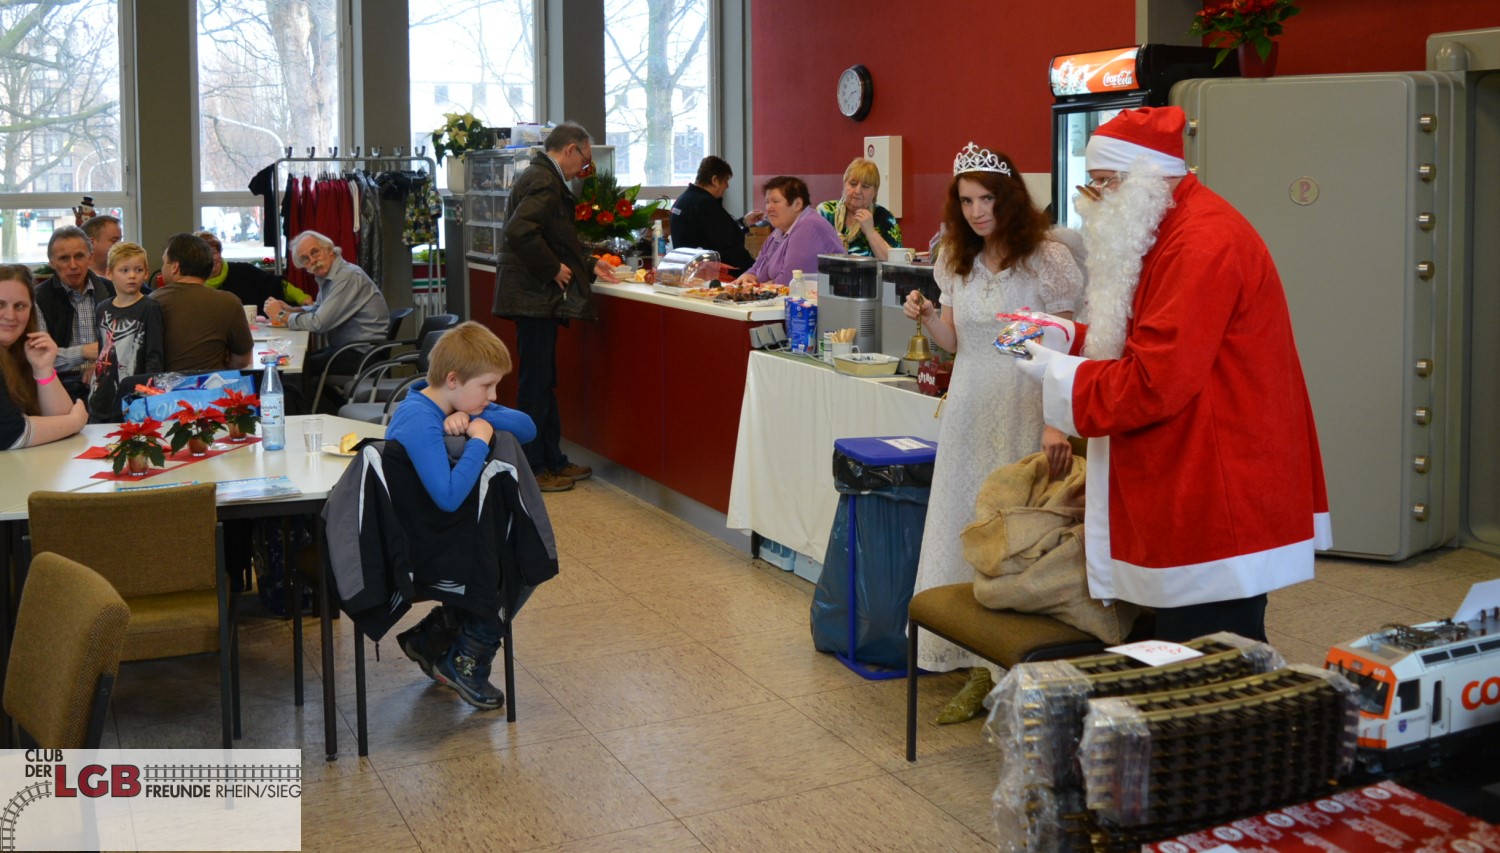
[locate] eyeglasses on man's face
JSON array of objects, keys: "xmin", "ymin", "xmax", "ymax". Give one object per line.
[
  {"xmin": 1085, "ymin": 172, "xmax": 1126, "ymax": 190},
  {"xmin": 294, "ymin": 245, "xmax": 328, "ymax": 266}
]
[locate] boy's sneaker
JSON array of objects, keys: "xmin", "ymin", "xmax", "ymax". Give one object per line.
[
  {"xmin": 434, "ymin": 638, "xmax": 505, "ymax": 710},
  {"xmin": 396, "ymin": 607, "xmax": 458, "ymax": 681},
  {"xmin": 535, "ymin": 471, "xmax": 575, "ymax": 492}
]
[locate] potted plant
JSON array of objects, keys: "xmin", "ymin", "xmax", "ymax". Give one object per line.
[
  {"xmin": 431, "ymin": 112, "xmax": 497, "ymax": 192},
  {"xmin": 574, "ymin": 171, "xmax": 664, "ymax": 259},
  {"xmin": 213, "ymin": 388, "xmax": 260, "ymax": 442},
  {"xmin": 165, "ymin": 400, "xmax": 227, "ymax": 457},
  {"xmin": 104, "ymin": 418, "xmax": 167, "ymax": 476},
  {"xmin": 1189, "ymin": 0, "xmax": 1300, "ymax": 76}
]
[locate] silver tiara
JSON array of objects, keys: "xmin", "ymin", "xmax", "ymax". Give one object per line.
[{"xmin": 953, "ymin": 142, "xmax": 1012, "ymax": 177}]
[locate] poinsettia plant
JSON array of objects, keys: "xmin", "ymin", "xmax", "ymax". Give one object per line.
[
  {"xmin": 430, "ymin": 112, "xmax": 496, "ymax": 164},
  {"xmin": 1190, "ymin": 0, "xmax": 1300, "ymax": 66},
  {"xmin": 164, "ymin": 400, "xmax": 227, "ymax": 453},
  {"xmin": 574, "ymin": 170, "xmax": 663, "ymax": 244},
  {"xmin": 104, "ymin": 418, "xmax": 166, "ymax": 473},
  {"xmin": 212, "ymin": 388, "xmax": 260, "ymax": 436}
]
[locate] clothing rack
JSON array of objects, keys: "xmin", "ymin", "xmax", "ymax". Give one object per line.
[{"xmin": 268, "ymin": 146, "xmax": 442, "ymax": 325}]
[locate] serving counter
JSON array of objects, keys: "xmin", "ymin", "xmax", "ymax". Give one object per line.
[{"xmin": 470, "ymin": 266, "xmax": 779, "ymax": 513}]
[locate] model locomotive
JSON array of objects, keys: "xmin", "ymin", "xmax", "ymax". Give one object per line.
[{"xmin": 1325, "ymin": 585, "xmax": 1500, "ymax": 772}]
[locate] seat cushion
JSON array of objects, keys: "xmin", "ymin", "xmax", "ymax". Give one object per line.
[
  {"xmin": 122, "ymin": 589, "xmax": 222, "ymax": 661},
  {"xmin": 909, "ymin": 583, "xmax": 1102, "ymax": 669}
]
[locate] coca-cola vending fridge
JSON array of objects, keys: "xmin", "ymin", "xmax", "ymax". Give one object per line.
[{"xmin": 1049, "ymin": 44, "xmax": 1236, "ymax": 228}]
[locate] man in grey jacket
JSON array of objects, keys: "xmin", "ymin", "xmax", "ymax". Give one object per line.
[
  {"xmin": 491, "ymin": 122, "xmax": 618, "ymax": 492},
  {"xmin": 264, "ymin": 230, "xmax": 389, "ymax": 393}
]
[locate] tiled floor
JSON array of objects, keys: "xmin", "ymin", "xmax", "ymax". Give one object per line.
[{"xmin": 101, "ymin": 478, "xmax": 1500, "ymax": 851}]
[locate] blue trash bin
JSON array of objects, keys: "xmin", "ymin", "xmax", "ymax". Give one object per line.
[{"xmin": 811, "ymin": 436, "xmax": 937, "ymax": 678}]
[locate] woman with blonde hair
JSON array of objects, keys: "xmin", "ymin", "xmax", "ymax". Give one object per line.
[
  {"xmin": 0, "ymin": 264, "xmax": 88, "ymax": 449},
  {"xmin": 817, "ymin": 157, "xmax": 902, "ymax": 260}
]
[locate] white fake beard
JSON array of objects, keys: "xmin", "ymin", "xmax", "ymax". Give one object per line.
[{"xmin": 1076, "ymin": 165, "xmax": 1175, "ymax": 360}]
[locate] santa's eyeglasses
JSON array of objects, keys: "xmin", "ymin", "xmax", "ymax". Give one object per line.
[{"xmin": 1084, "ymin": 173, "xmax": 1127, "ymax": 190}]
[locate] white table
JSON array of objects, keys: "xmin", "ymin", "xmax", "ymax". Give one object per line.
[
  {"xmin": 250, "ymin": 326, "xmax": 311, "ymax": 374},
  {"xmin": 726, "ymin": 352, "xmax": 942, "ymax": 565},
  {"xmin": 0, "ymin": 415, "xmax": 384, "ymax": 758}
]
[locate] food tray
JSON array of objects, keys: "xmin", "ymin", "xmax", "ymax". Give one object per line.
[{"xmin": 833, "ymin": 353, "xmax": 901, "ymax": 377}]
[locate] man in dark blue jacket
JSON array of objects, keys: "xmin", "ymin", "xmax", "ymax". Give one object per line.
[{"xmin": 670, "ymin": 155, "xmax": 760, "ymax": 273}]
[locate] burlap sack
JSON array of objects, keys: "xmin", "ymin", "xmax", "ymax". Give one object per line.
[{"xmin": 963, "ymin": 452, "xmax": 1138, "ymax": 644}]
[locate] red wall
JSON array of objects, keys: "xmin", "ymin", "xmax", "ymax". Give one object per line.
[{"xmin": 750, "ymin": 0, "xmax": 1500, "ymax": 249}]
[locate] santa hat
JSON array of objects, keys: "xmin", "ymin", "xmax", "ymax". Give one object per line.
[{"xmin": 1085, "ymin": 106, "xmax": 1188, "ymax": 177}]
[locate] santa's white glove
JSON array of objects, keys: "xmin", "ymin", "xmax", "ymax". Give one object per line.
[
  {"xmin": 1015, "ymin": 340, "xmax": 1055, "ymax": 381},
  {"xmin": 1028, "ymin": 313, "xmax": 1077, "ymax": 353}
]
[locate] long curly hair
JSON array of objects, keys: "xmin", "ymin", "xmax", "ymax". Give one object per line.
[
  {"xmin": 939, "ymin": 153, "xmax": 1050, "ymax": 279},
  {"xmin": 0, "ymin": 266, "xmax": 41, "ymax": 416}
]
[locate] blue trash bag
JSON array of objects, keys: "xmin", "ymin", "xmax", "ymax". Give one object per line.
[{"xmin": 811, "ymin": 485, "xmax": 930, "ymax": 669}]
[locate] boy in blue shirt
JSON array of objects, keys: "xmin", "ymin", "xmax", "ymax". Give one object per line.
[{"xmin": 387, "ymin": 320, "xmax": 536, "ymax": 709}]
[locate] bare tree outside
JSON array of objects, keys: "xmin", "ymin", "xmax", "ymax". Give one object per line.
[
  {"xmin": 0, "ymin": 0, "xmax": 122, "ymax": 260},
  {"xmin": 605, "ymin": 0, "xmax": 708, "ymax": 187},
  {"xmin": 198, "ymin": 0, "xmax": 340, "ymax": 194},
  {"xmin": 408, "ymin": 0, "xmax": 537, "ymax": 166}
]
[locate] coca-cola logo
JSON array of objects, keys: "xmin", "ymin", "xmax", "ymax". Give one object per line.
[
  {"xmin": 918, "ymin": 372, "xmax": 935, "ymax": 386},
  {"xmin": 1103, "ymin": 70, "xmax": 1134, "ymax": 88}
]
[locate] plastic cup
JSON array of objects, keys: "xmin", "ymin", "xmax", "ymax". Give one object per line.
[{"xmin": 303, "ymin": 417, "xmax": 323, "ymax": 453}]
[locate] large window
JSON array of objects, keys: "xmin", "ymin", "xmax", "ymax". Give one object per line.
[
  {"xmin": 604, "ymin": 0, "xmax": 712, "ymax": 191},
  {"xmin": 409, "ymin": 0, "xmax": 538, "ymax": 188},
  {"xmin": 0, "ymin": 0, "xmax": 127, "ymax": 263},
  {"xmin": 197, "ymin": 0, "xmax": 342, "ymax": 257}
]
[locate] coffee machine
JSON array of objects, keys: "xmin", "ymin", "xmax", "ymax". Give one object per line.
[
  {"xmin": 879, "ymin": 261, "xmax": 940, "ymax": 371},
  {"xmin": 816, "ymin": 254, "xmax": 881, "ymax": 355}
]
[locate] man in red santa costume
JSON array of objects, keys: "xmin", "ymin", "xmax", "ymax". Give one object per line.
[{"xmin": 1016, "ymin": 106, "xmax": 1331, "ymax": 642}]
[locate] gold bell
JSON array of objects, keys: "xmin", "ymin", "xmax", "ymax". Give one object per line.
[{"xmin": 905, "ymin": 292, "xmax": 933, "ymax": 362}]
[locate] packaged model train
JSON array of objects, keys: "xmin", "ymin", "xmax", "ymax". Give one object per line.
[{"xmin": 1325, "ymin": 592, "xmax": 1500, "ymax": 772}]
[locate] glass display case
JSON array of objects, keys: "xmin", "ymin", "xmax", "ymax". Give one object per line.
[{"xmin": 461, "ymin": 145, "xmax": 614, "ymax": 263}]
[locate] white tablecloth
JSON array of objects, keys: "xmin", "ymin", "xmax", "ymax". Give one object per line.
[{"xmin": 727, "ymin": 351, "xmax": 941, "ymax": 560}]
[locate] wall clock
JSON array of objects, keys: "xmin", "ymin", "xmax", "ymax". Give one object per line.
[{"xmin": 837, "ymin": 64, "xmax": 873, "ymax": 121}]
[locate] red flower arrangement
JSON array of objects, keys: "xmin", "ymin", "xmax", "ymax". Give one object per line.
[
  {"xmin": 573, "ymin": 170, "xmax": 663, "ymax": 244},
  {"xmin": 1189, "ymin": 0, "xmax": 1300, "ymax": 66},
  {"xmin": 212, "ymin": 388, "xmax": 261, "ymax": 441},
  {"xmin": 165, "ymin": 400, "xmax": 227, "ymax": 455},
  {"xmin": 104, "ymin": 418, "xmax": 167, "ymax": 474}
]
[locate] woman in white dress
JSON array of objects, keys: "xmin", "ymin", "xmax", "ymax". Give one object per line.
[{"xmin": 903, "ymin": 143, "xmax": 1084, "ymax": 722}]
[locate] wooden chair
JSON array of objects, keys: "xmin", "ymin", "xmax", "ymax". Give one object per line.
[
  {"xmin": 4, "ymin": 553, "xmax": 130, "ymax": 748},
  {"xmin": 26, "ymin": 483, "xmax": 241, "ymax": 748},
  {"xmin": 905, "ymin": 583, "xmax": 1116, "ymax": 762}
]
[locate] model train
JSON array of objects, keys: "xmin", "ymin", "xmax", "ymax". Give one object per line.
[{"xmin": 1325, "ymin": 600, "xmax": 1500, "ymax": 772}]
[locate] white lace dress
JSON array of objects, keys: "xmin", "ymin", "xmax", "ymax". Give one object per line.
[{"xmin": 913, "ymin": 240, "xmax": 1084, "ymax": 672}]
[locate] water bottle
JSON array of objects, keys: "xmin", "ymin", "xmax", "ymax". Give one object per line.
[
  {"xmin": 790, "ymin": 269, "xmax": 805, "ymax": 299},
  {"xmin": 261, "ymin": 358, "xmax": 286, "ymax": 451}
]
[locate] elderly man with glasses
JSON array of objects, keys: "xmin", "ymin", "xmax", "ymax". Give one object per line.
[
  {"xmin": 33, "ymin": 225, "xmax": 116, "ymax": 400},
  {"xmin": 264, "ymin": 231, "xmax": 389, "ymax": 392},
  {"xmin": 491, "ymin": 121, "xmax": 619, "ymax": 492}
]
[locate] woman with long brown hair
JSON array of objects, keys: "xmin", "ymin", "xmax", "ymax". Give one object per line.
[
  {"xmin": 0, "ymin": 264, "xmax": 88, "ymax": 449},
  {"xmin": 901, "ymin": 143, "xmax": 1084, "ymax": 722}
]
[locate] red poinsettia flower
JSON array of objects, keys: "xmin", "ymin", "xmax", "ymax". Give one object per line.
[
  {"xmin": 105, "ymin": 417, "xmax": 166, "ymax": 443},
  {"xmin": 614, "ymin": 198, "xmax": 634, "ymax": 218},
  {"xmin": 104, "ymin": 418, "xmax": 167, "ymax": 473},
  {"xmin": 212, "ymin": 388, "xmax": 260, "ymax": 417},
  {"xmin": 165, "ymin": 402, "xmax": 227, "ymax": 452},
  {"xmin": 596, "ymin": 210, "xmax": 615, "ymax": 225},
  {"xmin": 575, "ymin": 202, "xmax": 594, "ymax": 221}
]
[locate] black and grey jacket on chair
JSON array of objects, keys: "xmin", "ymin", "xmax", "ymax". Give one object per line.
[{"xmin": 321, "ymin": 431, "xmax": 560, "ymax": 642}]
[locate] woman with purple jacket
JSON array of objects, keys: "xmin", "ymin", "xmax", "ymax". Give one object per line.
[{"xmin": 730, "ymin": 176, "xmax": 845, "ymax": 286}]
